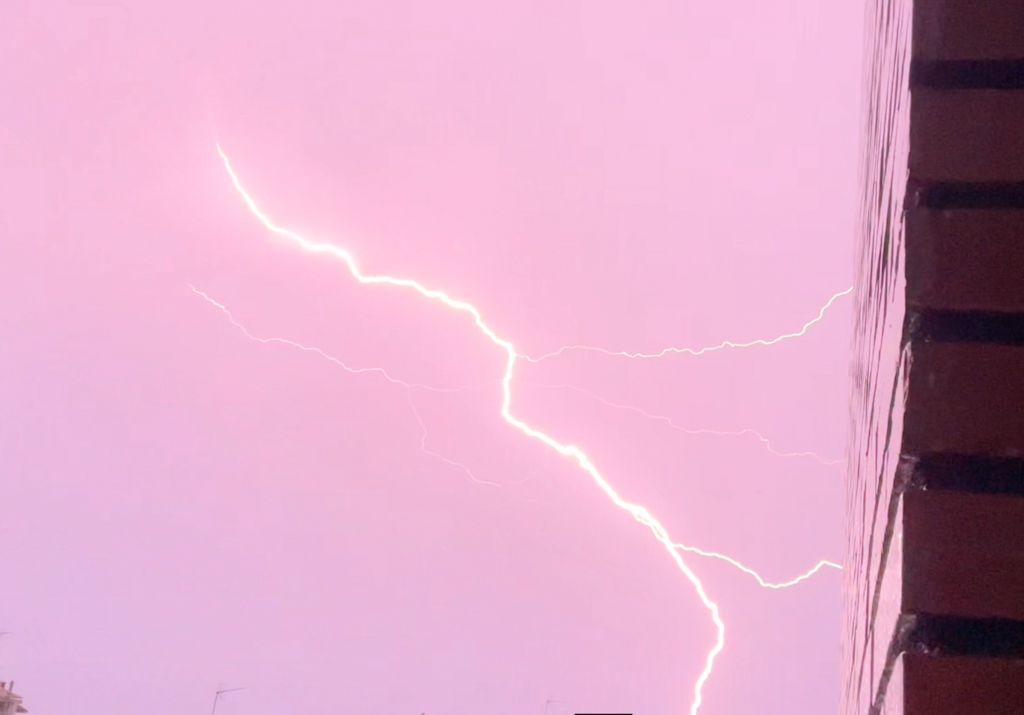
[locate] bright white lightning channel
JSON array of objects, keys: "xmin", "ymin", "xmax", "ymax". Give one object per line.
[
  {"xmin": 192, "ymin": 286, "xmax": 842, "ymax": 588},
  {"xmin": 208, "ymin": 144, "xmax": 844, "ymax": 715}
]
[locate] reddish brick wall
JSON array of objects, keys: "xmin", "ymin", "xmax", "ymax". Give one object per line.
[
  {"xmin": 903, "ymin": 343, "xmax": 1024, "ymax": 456},
  {"xmin": 906, "ymin": 209, "xmax": 1024, "ymax": 312},
  {"xmin": 912, "ymin": 0, "xmax": 1024, "ymax": 61},
  {"xmin": 845, "ymin": 1, "xmax": 1024, "ymax": 713},
  {"xmin": 903, "ymin": 490, "xmax": 1024, "ymax": 620},
  {"xmin": 903, "ymin": 655, "xmax": 1024, "ymax": 715}
]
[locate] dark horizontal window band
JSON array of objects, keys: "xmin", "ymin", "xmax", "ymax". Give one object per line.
[
  {"xmin": 905, "ymin": 453, "xmax": 1024, "ymax": 497},
  {"xmin": 908, "ymin": 180, "xmax": 1024, "ymax": 209},
  {"xmin": 911, "ymin": 58, "xmax": 1024, "ymax": 90},
  {"xmin": 905, "ymin": 614, "xmax": 1024, "ymax": 658},
  {"xmin": 907, "ymin": 308, "xmax": 1024, "ymax": 346}
]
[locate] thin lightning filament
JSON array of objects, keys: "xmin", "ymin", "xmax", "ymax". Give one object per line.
[
  {"xmin": 526, "ymin": 288, "xmax": 852, "ymax": 362},
  {"xmin": 534, "ymin": 381, "xmax": 845, "ymax": 467},
  {"xmin": 190, "ymin": 286, "xmax": 461, "ymax": 392}
]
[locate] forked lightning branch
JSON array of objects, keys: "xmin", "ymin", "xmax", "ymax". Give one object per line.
[{"xmin": 197, "ymin": 144, "xmax": 849, "ymax": 715}]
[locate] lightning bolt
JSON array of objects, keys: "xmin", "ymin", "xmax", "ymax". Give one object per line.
[
  {"xmin": 525, "ymin": 287, "xmax": 852, "ymax": 363},
  {"xmin": 209, "ymin": 144, "xmax": 846, "ymax": 713},
  {"xmin": 214, "ymin": 144, "xmax": 724, "ymax": 714},
  {"xmin": 193, "ymin": 288, "xmax": 844, "ymax": 589},
  {"xmin": 532, "ymin": 383, "xmax": 847, "ymax": 586}
]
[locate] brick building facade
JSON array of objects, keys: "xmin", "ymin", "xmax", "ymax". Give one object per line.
[{"xmin": 843, "ymin": 1, "xmax": 1024, "ymax": 713}]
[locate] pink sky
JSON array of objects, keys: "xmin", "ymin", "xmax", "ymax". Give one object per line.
[{"xmin": 1, "ymin": 2, "xmax": 863, "ymax": 714}]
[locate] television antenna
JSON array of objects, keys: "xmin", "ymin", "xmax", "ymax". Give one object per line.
[
  {"xmin": 210, "ymin": 686, "xmax": 245, "ymax": 715},
  {"xmin": 545, "ymin": 696, "xmax": 566, "ymax": 715}
]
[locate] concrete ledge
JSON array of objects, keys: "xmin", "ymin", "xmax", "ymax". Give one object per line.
[
  {"xmin": 911, "ymin": 59, "xmax": 1024, "ymax": 90},
  {"xmin": 906, "ymin": 614, "xmax": 1024, "ymax": 656},
  {"xmin": 909, "ymin": 309, "xmax": 1024, "ymax": 345},
  {"xmin": 910, "ymin": 181, "xmax": 1024, "ymax": 210},
  {"xmin": 903, "ymin": 490, "xmax": 1024, "ymax": 620},
  {"xmin": 909, "ymin": 453, "xmax": 1024, "ymax": 496}
]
